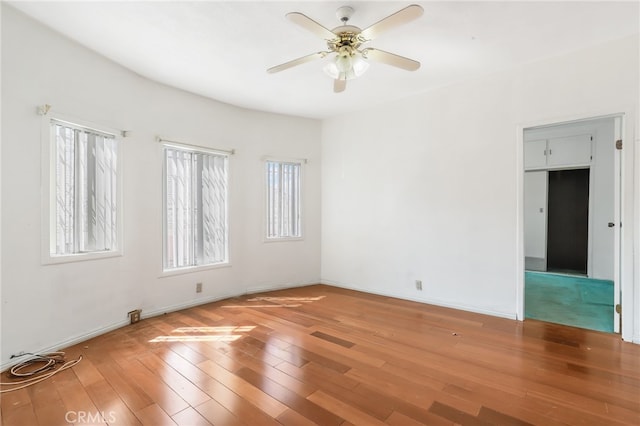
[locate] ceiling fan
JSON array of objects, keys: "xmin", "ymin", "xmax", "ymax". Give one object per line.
[{"xmin": 267, "ymin": 4, "xmax": 424, "ymax": 93}]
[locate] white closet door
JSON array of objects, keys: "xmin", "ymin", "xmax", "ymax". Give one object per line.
[{"xmin": 524, "ymin": 170, "xmax": 547, "ymax": 271}]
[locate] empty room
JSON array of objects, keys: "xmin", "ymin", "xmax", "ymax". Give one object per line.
[{"xmin": 1, "ymin": 1, "xmax": 639, "ymax": 425}]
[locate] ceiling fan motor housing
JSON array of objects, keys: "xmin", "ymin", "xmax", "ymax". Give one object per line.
[{"xmin": 327, "ymin": 28, "xmax": 363, "ymax": 52}]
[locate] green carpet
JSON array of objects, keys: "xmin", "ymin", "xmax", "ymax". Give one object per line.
[{"xmin": 525, "ymin": 271, "xmax": 614, "ymax": 332}]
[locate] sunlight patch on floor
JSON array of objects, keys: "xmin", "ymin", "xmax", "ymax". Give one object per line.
[
  {"xmin": 247, "ymin": 296, "xmax": 325, "ymax": 302},
  {"xmin": 149, "ymin": 325, "xmax": 256, "ymax": 343},
  {"xmin": 222, "ymin": 295, "xmax": 326, "ymax": 308}
]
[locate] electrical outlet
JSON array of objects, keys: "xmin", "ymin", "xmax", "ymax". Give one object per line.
[
  {"xmin": 415, "ymin": 280, "xmax": 423, "ymax": 291},
  {"xmin": 128, "ymin": 309, "xmax": 141, "ymax": 324},
  {"xmin": 196, "ymin": 282, "xmax": 203, "ymax": 293}
]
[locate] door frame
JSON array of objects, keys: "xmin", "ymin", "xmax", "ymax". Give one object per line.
[{"xmin": 516, "ymin": 112, "xmax": 626, "ymax": 335}]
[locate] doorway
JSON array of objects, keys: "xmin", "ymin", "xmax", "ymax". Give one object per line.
[
  {"xmin": 522, "ymin": 116, "xmax": 620, "ymax": 333},
  {"xmin": 547, "ymin": 168, "xmax": 590, "ymax": 275}
]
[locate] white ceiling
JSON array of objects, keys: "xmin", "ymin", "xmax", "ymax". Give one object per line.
[{"xmin": 8, "ymin": 1, "xmax": 640, "ymax": 119}]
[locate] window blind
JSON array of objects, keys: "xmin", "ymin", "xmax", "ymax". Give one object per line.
[
  {"xmin": 53, "ymin": 122, "xmax": 118, "ymax": 255},
  {"xmin": 164, "ymin": 147, "xmax": 228, "ymax": 269},
  {"xmin": 266, "ymin": 161, "xmax": 301, "ymax": 239}
]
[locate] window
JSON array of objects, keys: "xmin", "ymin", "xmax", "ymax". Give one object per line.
[
  {"xmin": 50, "ymin": 120, "xmax": 120, "ymax": 257},
  {"xmin": 163, "ymin": 145, "xmax": 228, "ymax": 270},
  {"xmin": 266, "ymin": 160, "xmax": 302, "ymax": 239}
]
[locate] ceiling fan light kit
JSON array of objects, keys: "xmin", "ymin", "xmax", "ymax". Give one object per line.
[
  {"xmin": 267, "ymin": 4, "xmax": 423, "ymax": 93},
  {"xmin": 323, "ymin": 47, "xmax": 370, "ymax": 81}
]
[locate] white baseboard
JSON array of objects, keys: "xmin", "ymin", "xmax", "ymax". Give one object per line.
[
  {"xmin": 320, "ymin": 278, "xmax": 518, "ymax": 321},
  {"xmin": 1, "ymin": 318, "xmax": 129, "ymax": 372},
  {"xmin": 1, "ymin": 278, "xmax": 529, "ymax": 371},
  {"xmin": 1, "ymin": 280, "xmax": 321, "ymax": 371},
  {"xmin": 141, "ymin": 291, "xmax": 240, "ymax": 319}
]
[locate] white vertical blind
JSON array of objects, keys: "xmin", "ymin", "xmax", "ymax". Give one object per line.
[
  {"xmin": 55, "ymin": 125, "xmax": 76, "ymax": 254},
  {"xmin": 165, "ymin": 149, "xmax": 194, "ymax": 268},
  {"xmin": 200, "ymin": 154, "xmax": 228, "ymax": 264},
  {"xmin": 52, "ymin": 122, "xmax": 118, "ymax": 255},
  {"xmin": 266, "ymin": 161, "xmax": 301, "ymax": 239},
  {"xmin": 164, "ymin": 147, "xmax": 228, "ymax": 269}
]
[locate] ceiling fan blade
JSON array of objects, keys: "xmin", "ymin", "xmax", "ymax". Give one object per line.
[
  {"xmin": 359, "ymin": 4, "xmax": 424, "ymax": 41},
  {"xmin": 286, "ymin": 12, "xmax": 336, "ymax": 40},
  {"xmin": 362, "ymin": 48, "xmax": 420, "ymax": 71},
  {"xmin": 267, "ymin": 51, "xmax": 327, "ymax": 74},
  {"xmin": 334, "ymin": 79, "xmax": 346, "ymax": 93}
]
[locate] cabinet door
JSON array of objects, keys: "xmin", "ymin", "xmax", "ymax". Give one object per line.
[
  {"xmin": 547, "ymin": 134, "xmax": 592, "ymax": 167},
  {"xmin": 524, "ymin": 139, "xmax": 547, "ymax": 169}
]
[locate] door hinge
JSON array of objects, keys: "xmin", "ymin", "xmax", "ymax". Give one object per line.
[
  {"xmin": 616, "ymin": 139, "xmax": 623, "ymax": 150},
  {"xmin": 615, "ymin": 304, "xmax": 621, "ymax": 314}
]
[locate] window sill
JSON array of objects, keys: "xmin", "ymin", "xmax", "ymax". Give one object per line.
[
  {"xmin": 43, "ymin": 250, "xmax": 123, "ymax": 265},
  {"xmin": 160, "ymin": 262, "xmax": 231, "ymax": 278}
]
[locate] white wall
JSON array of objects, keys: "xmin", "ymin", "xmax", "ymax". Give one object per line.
[
  {"xmin": 1, "ymin": 5, "xmax": 321, "ymax": 367},
  {"xmin": 321, "ymin": 35, "xmax": 639, "ymax": 340}
]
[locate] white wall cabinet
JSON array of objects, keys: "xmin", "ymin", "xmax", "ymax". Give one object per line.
[
  {"xmin": 548, "ymin": 134, "xmax": 593, "ymax": 167},
  {"xmin": 524, "ymin": 139, "xmax": 547, "ymax": 169},
  {"xmin": 524, "ymin": 134, "xmax": 592, "ymax": 170}
]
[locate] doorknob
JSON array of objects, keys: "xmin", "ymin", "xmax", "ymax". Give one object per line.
[{"xmin": 608, "ymin": 222, "xmax": 615, "ymax": 228}]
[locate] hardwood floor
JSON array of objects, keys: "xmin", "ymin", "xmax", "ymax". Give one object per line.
[{"xmin": 2, "ymin": 284, "xmax": 639, "ymax": 425}]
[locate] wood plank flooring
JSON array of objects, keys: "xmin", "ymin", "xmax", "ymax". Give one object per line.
[{"xmin": 1, "ymin": 284, "xmax": 639, "ymax": 425}]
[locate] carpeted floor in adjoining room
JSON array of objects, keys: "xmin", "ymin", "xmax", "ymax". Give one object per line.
[{"xmin": 525, "ymin": 271, "xmax": 614, "ymax": 332}]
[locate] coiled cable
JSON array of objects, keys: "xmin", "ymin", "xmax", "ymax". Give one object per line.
[{"xmin": 0, "ymin": 352, "xmax": 82, "ymax": 393}]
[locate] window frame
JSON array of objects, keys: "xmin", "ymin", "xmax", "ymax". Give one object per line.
[
  {"xmin": 264, "ymin": 158, "xmax": 304, "ymax": 242},
  {"xmin": 41, "ymin": 113, "xmax": 124, "ymax": 265},
  {"xmin": 161, "ymin": 142, "xmax": 230, "ymax": 275}
]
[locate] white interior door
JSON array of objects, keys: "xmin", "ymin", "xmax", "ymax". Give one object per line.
[{"xmin": 613, "ymin": 116, "xmax": 622, "ymax": 333}]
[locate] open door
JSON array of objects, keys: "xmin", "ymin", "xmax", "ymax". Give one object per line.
[{"xmin": 613, "ymin": 116, "xmax": 622, "ymax": 333}]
